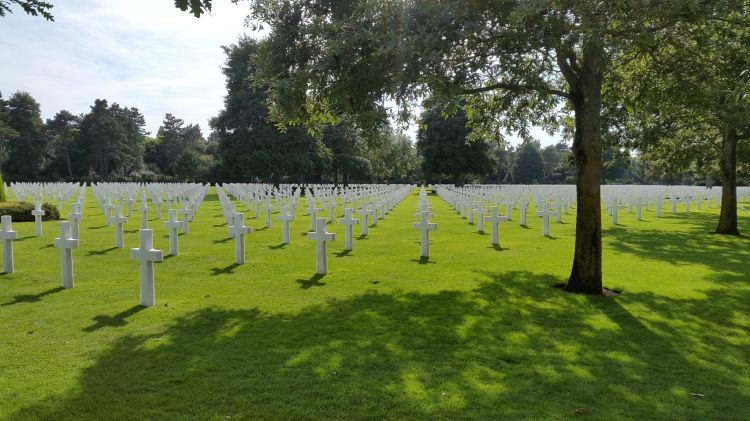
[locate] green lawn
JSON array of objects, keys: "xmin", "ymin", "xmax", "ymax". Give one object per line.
[{"xmin": 1, "ymin": 187, "xmax": 749, "ymax": 420}]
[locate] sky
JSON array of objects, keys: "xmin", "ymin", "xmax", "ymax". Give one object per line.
[{"xmin": 0, "ymin": 0, "xmax": 560, "ymax": 146}]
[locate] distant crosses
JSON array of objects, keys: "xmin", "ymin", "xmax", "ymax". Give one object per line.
[
  {"xmin": 338, "ymin": 207, "xmax": 359, "ymax": 251},
  {"xmin": 112, "ymin": 207, "xmax": 128, "ymax": 248},
  {"xmin": 307, "ymin": 217, "xmax": 336, "ymax": 275},
  {"xmin": 153, "ymin": 195, "xmax": 163, "ymax": 219},
  {"xmin": 536, "ymin": 202, "xmax": 555, "ymax": 237},
  {"xmin": 54, "ymin": 221, "xmax": 79, "ymax": 289},
  {"xmin": 553, "ymin": 201, "xmax": 563, "ymax": 223},
  {"xmin": 357, "ymin": 206, "xmax": 371, "ymax": 236},
  {"xmin": 413, "ymin": 211, "xmax": 437, "ymax": 258},
  {"xmin": 163, "ymin": 209, "xmax": 181, "ymax": 256},
  {"xmin": 68, "ymin": 203, "xmax": 82, "ymax": 240},
  {"xmin": 230, "ymin": 212, "xmax": 252, "ymax": 264},
  {"xmin": 277, "ymin": 204, "xmax": 295, "ymax": 244},
  {"xmin": 32, "ymin": 201, "xmax": 46, "ymax": 237},
  {"xmin": 485, "ymin": 206, "xmax": 507, "ymax": 246},
  {"xmin": 130, "ymin": 229, "xmax": 163, "ymax": 308},
  {"xmin": 0, "ymin": 216, "xmax": 18, "ymax": 274}
]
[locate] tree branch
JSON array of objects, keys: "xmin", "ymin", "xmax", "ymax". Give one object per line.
[{"xmin": 462, "ymin": 82, "xmax": 569, "ymax": 99}]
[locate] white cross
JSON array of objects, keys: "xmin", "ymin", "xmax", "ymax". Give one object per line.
[
  {"xmin": 475, "ymin": 206, "xmax": 485, "ymax": 232},
  {"xmin": 229, "ymin": 212, "xmax": 252, "ymax": 264},
  {"xmin": 179, "ymin": 202, "xmax": 191, "ymax": 234},
  {"xmin": 357, "ymin": 206, "xmax": 372, "ymax": 236},
  {"xmin": 126, "ymin": 196, "xmax": 135, "ymax": 217},
  {"xmin": 103, "ymin": 197, "xmax": 113, "ymax": 226},
  {"xmin": 338, "ymin": 207, "xmax": 359, "ymax": 251},
  {"xmin": 0, "ymin": 215, "xmax": 18, "ymax": 274},
  {"xmin": 307, "ymin": 217, "xmax": 336, "ymax": 275},
  {"xmin": 636, "ymin": 196, "xmax": 646, "ymax": 221},
  {"xmin": 610, "ymin": 199, "xmax": 627, "ymax": 225},
  {"xmin": 264, "ymin": 200, "xmax": 272, "ymax": 228},
  {"xmin": 32, "ymin": 201, "xmax": 46, "ymax": 237},
  {"xmin": 277, "ymin": 204, "xmax": 295, "ymax": 244},
  {"xmin": 153, "ymin": 196, "xmax": 163, "ymax": 219},
  {"xmin": 141, "ymin": 204, "xmax": 150, "ymax": 229},
  {"xmin": 519, "ymin": 201, "xmax": 529, "ymax": 227},
  {"xmin": 536, "ymin": 202, "xmax": 555, "ymax": 237},
  {"xmin": 130, "ymin": 229, "xmax": 163, "ymax": 307},
  {"xmin": 484, "ymin": 206, "xmax": 507, "ymax": 246},
  {"xmin": 504, "ymin": 197, "xmax": 513, "ymax": 221},
  {"xmin": 413, "ymin": 211, "xmax": 437, "ymax": 257},
  {"xmin": 112, "ymin": 207, "xmax": 128, "ymax": 248},
  {"xmin": 369, "ymin": 203, "xmax": 378, "ymax": 226},
  {"xmin": 655, "ymin": 193, "xmax": 663, "ymax": 218},
  {"xmin": 163, "ymin": 209, "xmax": 181, "ymax": 256},
  {"xmin": 68, "ymin": 203, "xmax": 82, "ymax": 240},
  {"xmin": 327, "ymin": 199, "xmax": 337, "ymax": 223},
  {"xmin": 54, "ymin": 221, "xmax": 79, "ymax": 288},
  {"xmin": 553, "ymin": 202, "xmax": 563, "ymax": 223}
]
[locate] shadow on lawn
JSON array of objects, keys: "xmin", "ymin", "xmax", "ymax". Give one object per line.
[
  {"xmin": 1, "ymin": 287, "xmax": 65, "ymax": 306},
  {"xmin": 604, "ymin": 212, "xmax": 750, "ymax": 278},
  {"xmin": 11, "ymin": 271, "xmax": 749, "ymax": 420}
]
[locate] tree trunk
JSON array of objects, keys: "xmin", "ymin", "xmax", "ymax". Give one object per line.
[
  {"xmin": 716, "ymin": 125, "xmax": 739, "ymax": 235},
  {"xmin": 562, "ymin": 39, "xmax": 604, "ymax": 295},
  {"xmin": 65, "ymin": 150, "xmax": 73, "ymax": 178}
]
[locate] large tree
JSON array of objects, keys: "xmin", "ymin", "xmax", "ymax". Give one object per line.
[
  {"xmin": 210, "ymin": 37, "xmax": 328, "ymax": 184},
  {"xmin": 0, "ymin": 0, "xmax": 53, "ymax": 20},
  {"xmin": 179, "ymin": 0, "xmax": 721, "ymax": 294},
  {"xmin": 513, "ymin": 140, "xmax": 545, "ymax": 184},
  {"xmin": 45, "ymin": 110, "xmax": 80, "ymax": 179},
  {"xmin": 2, "ymin": 92, "xmax": 48, "ymax": 180},
  {"xmin": 610, "ymin": 7, "xmax": 750, "ymax": 234},
  {"xmin": 77, "ymin": 99, "xmax": 146, "ymax": 179}
]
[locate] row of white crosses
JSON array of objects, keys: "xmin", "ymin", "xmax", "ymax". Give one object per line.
[
  {"xmin": 218, "ymin": 183, "xmax": 412, "ymax": 273},
  {"xmin": 600, "ymin": 185, "xmax": 733, "ymax": 225}
]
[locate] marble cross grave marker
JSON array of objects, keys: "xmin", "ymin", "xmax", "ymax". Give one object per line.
[
  {"xmin": 307, "ymin": 217, "xmax": 336, "ymax": 275},
  {"xmin": 130, "ymin": 229, "xmax": 163, "ymax": 307},
  {"xmin": 413, "ymin": 211, "xmax": 437, "ymax": 258},
  {"xmin": 0, "ymin": 215, "xmax": 18, "ymax": 274},
  {"xmin": 338, "ymin": 207, "xmax": 359, "ymax": 251},
  {"xmin": 54, "ymin": 221, "xmax": 79, "ymax": 288}
]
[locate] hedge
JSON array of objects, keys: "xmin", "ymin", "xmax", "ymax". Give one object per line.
[{"xmin": 0, "ymin": 202, "xmax": 61, "ymax": 222}]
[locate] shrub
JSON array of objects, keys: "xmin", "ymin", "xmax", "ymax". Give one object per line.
[{"xmin": 0, "ymin": 202, "xmax": 61, "ymax": 222}]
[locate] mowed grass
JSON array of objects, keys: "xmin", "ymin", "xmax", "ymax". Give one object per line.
[{"xmin": 1, "ymin": 187, "xmax": 749, "ymax": 420}]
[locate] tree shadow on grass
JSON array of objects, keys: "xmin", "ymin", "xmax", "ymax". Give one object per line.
[
  {"xmin": 1, "ymin": 287, "xmax": 65, "ymax": 306},
  {"xmin": 83, "ymin": 305, "xmax": 146, "ymax": 332},
  {"xmin": 268, "ymin": 243, "xmax": 288, "ymax": 250},
  {"xmin": 211, "ymin": 237, "xmax": 232, "ymax": 244},
  {"xmin": 11, "ymin": 271, "xmax": 750, "ymax": 420}
]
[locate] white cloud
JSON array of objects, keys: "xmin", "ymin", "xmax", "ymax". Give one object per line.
[
  {"xmin": 0, "ymin": 0, "xmax": 253, "ymax": 135},
  {"xmin": 0, "ymin": 0, "xmax": 560, "ymax": 146}
]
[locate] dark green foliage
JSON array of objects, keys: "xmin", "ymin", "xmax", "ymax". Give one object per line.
[
  {"xmin": 0, "ymin": 171, "xmax": 6, "ymax": 202},
  {"xmin": 45, "ymin": 110, "xmax": 79, "ymax": 179},
  {"xmin": 0, "ymin": 201, "xmax": 59, "ymax": 221},
  {"xmin": 512, "ymin": 141, "xmax": 545, "ymax": 184},
  {"xmin": 2, "ymin": 92, "xmax": 49, "ymax": 181},
  {"xmin": 417, "ymin": 103, "xmax": 493, "ymax": 185},
  {"xmin": 210, "ymin": 37, "xmax": 328, "ymax": 183},
  {"xmin": 144, "ymin": 114, "xmax": 213, "ymax": 181},
  {"xmin": 0, "ymin": 0, "xmax": 53, "ymax": 20},
  {"xmin": 321, "ymin": 123, "xmax": 370, "ymax": 186},
  {"xmin": 76, "ymin": 99, "xmax": 146, "ymax": 179}
]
